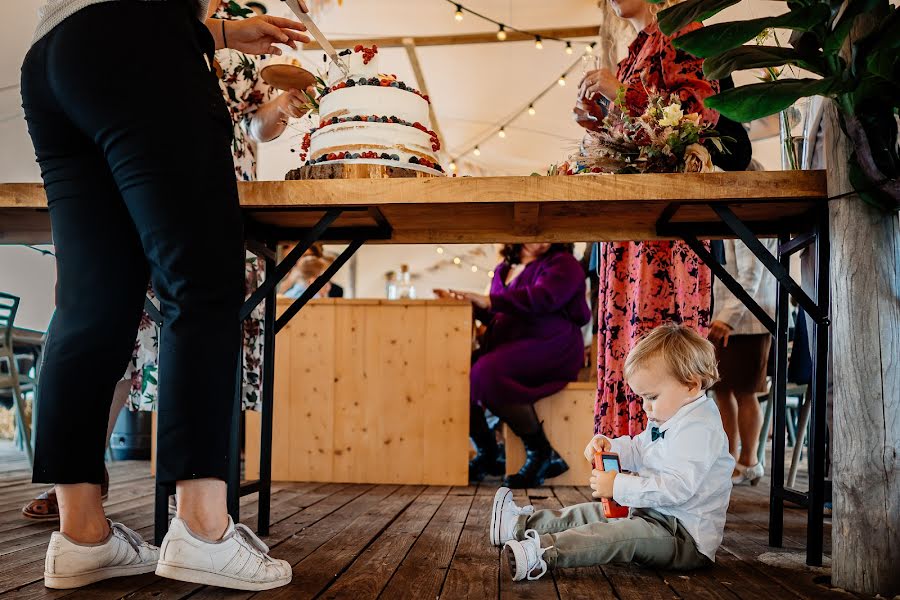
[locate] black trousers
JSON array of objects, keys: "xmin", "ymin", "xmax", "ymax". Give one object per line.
[{"xmin": 21, "ymin": 0, "xmax": 244, "ymax": 486}]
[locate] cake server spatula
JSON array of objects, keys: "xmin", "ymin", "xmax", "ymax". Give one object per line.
[{"xmin": 282, "ymin": 0, "xmax": 350, "ymax": 76}]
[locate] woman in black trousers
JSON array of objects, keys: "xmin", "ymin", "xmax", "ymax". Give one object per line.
[{"xmin": 22, "ymin": 0, "xmax": 309, "ymax": 590}]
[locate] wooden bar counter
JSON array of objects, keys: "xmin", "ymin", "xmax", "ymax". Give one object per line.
[{"xmin": 244, "ymin": 297, "xmax": 472, "ymax": 486}]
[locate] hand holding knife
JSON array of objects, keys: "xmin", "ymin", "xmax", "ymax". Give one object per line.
[{"xmin": 282, "ymin": 0, "xmax": 351, "ymax": 76}]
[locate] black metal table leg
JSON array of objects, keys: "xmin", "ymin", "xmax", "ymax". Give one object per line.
[
  {"xmin": 768, "ymin": 231, "xmax": 791, "ymax": 548},
  {"xmin": 227, "ymin": 354, "xmax": 242, "ymax": 524},
  {"xmin": 257, "ymin": 241, "xmax": 277, "ymax": 535},
  {"xmin": 806, "ymin": 203, "xmax": 830, "ymax": 566}
]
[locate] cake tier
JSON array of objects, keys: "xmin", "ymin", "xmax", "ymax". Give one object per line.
[
  {"xmin": 308, "ymin": 121, "xmax": 439, "ymax": 166},
  {"xmin": 319, "ymin": 84, "xmax": 431, "ymax": 128},
  {"xmin": 328, "ymin": 45, "xmax": 379, "ymax": 83}
]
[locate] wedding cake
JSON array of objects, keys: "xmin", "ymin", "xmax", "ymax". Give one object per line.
[{"xmin": 299, "ymin": 45, "xmax": 444, "ymax": 175}]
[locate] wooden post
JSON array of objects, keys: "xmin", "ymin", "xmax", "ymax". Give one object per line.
[{"xmin": 826, "ymin": 95, "xmax": 900, "ymax": 595}]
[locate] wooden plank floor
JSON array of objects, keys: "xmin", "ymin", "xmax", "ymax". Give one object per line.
[{"xmin": 0, "ymin": 441, "xmax": 872, "ymax": 600}]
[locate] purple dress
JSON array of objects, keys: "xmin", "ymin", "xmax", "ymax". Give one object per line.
[{"xmin": 471, "ymin": 251, "xmax": 591, "ymax": 409}]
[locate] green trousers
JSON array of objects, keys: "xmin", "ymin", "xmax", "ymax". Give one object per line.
[{"xmin": 516, "ymin": 502, "xmax": 711, "ymax": 571}]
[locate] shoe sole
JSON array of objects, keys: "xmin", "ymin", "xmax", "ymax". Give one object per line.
[
  {"xmin": 155, "ymin": 561, "xmax": 292, "ymax": 591},
  {"xmin": 44, "ymin": 562, "xmax": 157, "ymax": 589},
  {"xmin": 490, "ymin": 487, "xmax": 512, "ymax": 547}
]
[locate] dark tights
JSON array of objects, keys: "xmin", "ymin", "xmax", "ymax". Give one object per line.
[{"xmin": 472, "ymin": 402, "xmax": 541, "ymax": 438}]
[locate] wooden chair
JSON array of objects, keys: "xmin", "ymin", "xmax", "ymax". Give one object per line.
[{"xmin": 0, "ymin": 292, "xmax": 35, "ymax": 466}]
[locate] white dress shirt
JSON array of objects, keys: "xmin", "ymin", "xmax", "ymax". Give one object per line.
[
  {"xmin": 712, "ymin": 239, "xmax": 777, "ymax": 336},
  {"xmin": 605, "ymin": 395, "xmax": 735, "ymax": 561}
]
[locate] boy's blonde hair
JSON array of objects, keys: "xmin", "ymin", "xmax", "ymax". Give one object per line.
[{"xmin": 624, "ymin": 323, "xmax": 719, "ymax": 391}]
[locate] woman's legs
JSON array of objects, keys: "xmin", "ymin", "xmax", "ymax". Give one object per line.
[{"xmin": 736, "ymin": 391, "xmax": 762, "ymax": 467}]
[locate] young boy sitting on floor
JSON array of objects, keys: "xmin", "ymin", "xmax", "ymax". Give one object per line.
[{"xmin": 489, "ymin": 323, "xmax": 735, "ymax": 581}]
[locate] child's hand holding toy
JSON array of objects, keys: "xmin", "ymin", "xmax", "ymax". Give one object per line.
[{"xmin": 590, "ymin": 469, "xmax": 618, "ymax": 499}]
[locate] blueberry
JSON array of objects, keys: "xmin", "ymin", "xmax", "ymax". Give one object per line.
[
  {"xmin": 380, "ymin": 152, "xmax": 390, "ymax": 159},
  {"xmin": 409, "ymin": 156, "xmax": 419, "ymax": 164},
  {"xmin": 390, "ymin": 82, "xmax": 399, "ymax": 88},
  {"xmin": 398, "ymin": 82, "xmax": 407, "ymax": 90},
  {"xmin": 351, "ymin": 153, "xmax": 360, "ymax": 159},
  {"xmin": 358, "ymin": 78, "xmax": 366, "ymax": 85},
  {"xmin": 367, "ymin": 116, "xmax": 377, "ymax": 122},
  {"xmin": 392, "ymin": 154, "xmax": 400, "ymax": 161},
  {"xmin": 346, "ymin": 79, "xmax": 355, "ymax": 87}
]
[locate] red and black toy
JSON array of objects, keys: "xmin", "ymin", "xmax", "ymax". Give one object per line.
[{"xmin": 594, "ymin": 451, "xmax": 630, "ymax": 519}]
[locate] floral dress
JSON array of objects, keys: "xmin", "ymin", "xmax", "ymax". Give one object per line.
[
  {"xmin": 594, "ymin": 21, "xmax": 717, "ymax": 438},
  {"xmin": 123, "ymin": 0, "xmax": 275, "ymax": 412}
]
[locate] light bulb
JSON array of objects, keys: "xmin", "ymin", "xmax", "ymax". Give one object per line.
[
  {"xmin": 454, "ymin": 5, "xmax": 463, "ymax": 21},
  {"xmin": 498, "ymin": 128, "xmax": 506, "ymax": 138},
  {"xmin": 558, "ymin": 75, "xmax": 566, "ymax": 86},
  {"xmin": 496, "ymin": 25, "xmax": 507, "ymax": 41},
  {"xmin": 488, "ymin": 270, "xmax": 495, "ymax": 278},
  {"xmin": 436, "ymin": 246, "xmax": 444, "ymax": 254},
  {"xmin": 453, "ymin": 257, "xmax": 461, "ymax": 265},
  {"xmin": 449, "ymin": 161, "xmax": 457, "ymax": 172},
  {"xmin": 528, "ymin": 105, "xmax": 536, "ymax": 116},
  {"xmin": 471, "ymin": 265, "xmax": 478, "ymax": 273},
  {"xmin": 473, "ymin": 146, "xmax": 481, "ymax": 156},
  {"xmin": 534, "ymin": 36, "xmax": 543, "ymax": 50},
  {"xmin": 585, "ymin": 43, "xmax": 594, "ymax": 55},
  {"xmin": 565, "ymin": 42, "xmax": 573, "ymax": 54}
]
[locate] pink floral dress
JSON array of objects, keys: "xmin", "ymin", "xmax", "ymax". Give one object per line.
[
  {"xmin": 593, "ymin": 22, "xmax": 716, "ymax": 438},
  {"xmin": 123, "ymin": 0, "xmax": 274, "ymax": 412}
]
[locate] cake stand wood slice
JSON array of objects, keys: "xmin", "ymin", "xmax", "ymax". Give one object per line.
[{"xmin": 286, "ymin": 163, "xmax": 438, "ymax": 180}]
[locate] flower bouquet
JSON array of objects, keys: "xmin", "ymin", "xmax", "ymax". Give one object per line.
[{"xmin": 560, "ymin": 90, "xmax": 730, "ymax": 175}]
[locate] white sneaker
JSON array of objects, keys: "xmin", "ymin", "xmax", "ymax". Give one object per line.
[
  {"xmin": 503, "ymin": 529, "xmax": 551, "ymax": 581},
  {"xmin": 44, "ymin": 520, "xmax": 158, "ymax": 589},
  {"xmin": 155, "ymin": 516, "xmax": 291, "ymax": 591},
  {"xmin": 490, "ymin": 487, "xmax": 534, "ymax": 546},
  {"xmin": 732, "ymin": 462, "xmax": 765, "ymax": 486}
]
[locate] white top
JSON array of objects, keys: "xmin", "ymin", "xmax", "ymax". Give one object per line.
[
  {"xmin": 33, "ymin": 0, "xmax": 210, "ymax": 44},
  {"xmin": 605, "ymin": 395, "xmax": 735, "ymax": 561},
  {"xmin": 712, "ymin": 238, "xmax": 777, "ymax": 336}
]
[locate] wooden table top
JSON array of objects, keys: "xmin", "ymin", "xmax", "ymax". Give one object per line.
[{"xmin": 0, "ymin": 171, "xmax": 827, "ymax": 244}]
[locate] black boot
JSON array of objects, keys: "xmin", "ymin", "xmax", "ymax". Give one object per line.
[
  {"xmin": 503, "ymin": 426, "xmax": 569, "ymax": 488},
  {"xmin": 470, "ymin": 410, "xmax": 505, "ymax": 482}
]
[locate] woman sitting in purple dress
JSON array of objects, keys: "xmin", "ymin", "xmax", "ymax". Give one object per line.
[{"xmin": 437, "ymin": 243, "xmax": 591, "ymax": 487}]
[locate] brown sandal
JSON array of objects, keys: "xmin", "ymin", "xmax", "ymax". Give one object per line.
[{"xmin": 21, "ymin": 468, "xmax": 110, "ymax": 521}]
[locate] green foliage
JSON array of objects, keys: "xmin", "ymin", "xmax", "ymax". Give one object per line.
[{"xmin": 657, "ymin": 0, "xmax": 899, "ymax": 211}]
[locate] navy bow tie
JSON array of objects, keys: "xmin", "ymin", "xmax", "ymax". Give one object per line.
[{"xmin": 651, "ymin": 427, "xmax": 666, "ymax": 442}]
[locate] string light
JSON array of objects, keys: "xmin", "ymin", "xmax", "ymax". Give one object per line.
[
  {"xmin": 454, "ymin": 4, "xmax": 463, "ymax": 21},
  {"xmin": 449, "ymin": 161, "xmax": 458, "ymax": 172},
  {"xmin": 471, "ymin": 265, "xmax": 478, "ymax": 273},
  {"xmin": 585, "ymin": 43, "xmax": 594, "ymax": 55},
  {"xmin": 488, "ymin": 270, "xmax": 495, "ymax": 278},
  {"xmin": 496, "ymin": 24, "xmax": 507, "ymax": 40},
  {"xmin": 534, "ymin": 35, "xmax": 543, "ymax": 50},
  {"xmin": 447, "ymin": 53, "xmax": 583, "ymax": 166},
  {"xmin": 565, "ymin": 41, "xmax": 573, "ymax": 54},
  {"xmin": 436, "ymin": 246, "xmax": 445, "ymax": 254},
  {"xmin": 453, "ymin": 257, "xmax": 462, "ymax": 265}
]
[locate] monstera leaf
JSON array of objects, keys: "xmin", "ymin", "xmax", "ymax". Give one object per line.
[
  {"xmin": 655, "ymin": 0, "xmax": 742, "ymax": 34},
  {"xmin": 671, "ymin": 5, "xmax": 831, "ymax": 57},
  {"xmin": 703, "ymin": 46, "xmax": 828, "ymax": 79},
  {"xmin": 704, "ymin": 78, "xmax": 838, "ymax": 122}
]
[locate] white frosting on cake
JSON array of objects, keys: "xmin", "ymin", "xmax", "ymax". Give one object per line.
[
  {"xmin": 318, "ymin": 86, "xmax": 431, "ymax": 127},
  {"xmin": 304, "ymin": 46, "xmax": 443, "ymax": 174},
  {"xmin": 309, "ymin": 122, "xmax": 436, "ymax": 162},
  {"xmin": 327, "ymin": 48, "xmax": 379, "ymax": 83}
]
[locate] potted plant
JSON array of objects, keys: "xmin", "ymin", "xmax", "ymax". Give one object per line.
[{"xmin": 655, "ymin": 0, "xmax": 898, "ymax": 211}]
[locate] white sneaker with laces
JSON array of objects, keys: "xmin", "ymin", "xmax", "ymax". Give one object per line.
[
  {"xmin": 44, "ymin": 520, "xmax": 159, "ymax": 589},
  {"xmin": 155, "ymin": 516, "xmax": 291, "ymax": 591},
  {"xmin": 732, "ymin": 462, "xmax": 765, "ymax": 486},
  {"xmin": 490, "ymin": 487, "xmax": 534, "ymax": 547},
  {"xmin": 503, "ymin": 529, "xmax": 551, "ymax": 581}
]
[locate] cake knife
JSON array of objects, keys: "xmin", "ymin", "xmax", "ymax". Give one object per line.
[{"xmin": 282, "ymin": 0, "xmax": 350, "ymax": 76}]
